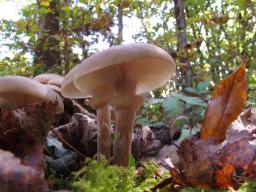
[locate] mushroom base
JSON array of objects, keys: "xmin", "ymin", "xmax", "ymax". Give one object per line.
[
  {"xmin": 97, "ymin": 104, "xmax": 112, "ymax": 162},
  {"xmin": 111, "ymin": 96, "xmax": 144, "ymax": 167}
]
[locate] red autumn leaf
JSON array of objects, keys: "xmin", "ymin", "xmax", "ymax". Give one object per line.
[
  {"xmin": 167, "ymin": 108, "xmax": 256, "ymax": 190},
  {"xmin": 215, "ymin": 163, "xmax": 235, "ymax": 189},
  {"xmin": 200, "ymin": 57, "xmax": 247, "ymax": 143}
]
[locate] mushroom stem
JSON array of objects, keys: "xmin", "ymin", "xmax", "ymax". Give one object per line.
[
  {"xmin": 112, "ymin": 96, "xmax": 144, "ymax": 166},
  {"xmin": 97, "ymin": 104, "xmax": 112, "ymax": 162}
]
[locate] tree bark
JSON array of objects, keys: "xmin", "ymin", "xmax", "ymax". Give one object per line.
[
  {"xmin": 34, "ymin": 0, "xmax": 61, "ymax": 72},
  {"xmin": 174, "ymin": 0, "xmax": 192, "ymax": 87},
  {"xmin": 117, "ymin": 3, "xmax": 123, "ymax": 44}
]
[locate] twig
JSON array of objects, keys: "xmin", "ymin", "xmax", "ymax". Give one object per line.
[
  {"xmin": 51, "ymin": 128, "xmax": 86, "ymax": 159},
  {"xmin": 150, "ymin": 176, "xmax": 173, "ymax": 192}
]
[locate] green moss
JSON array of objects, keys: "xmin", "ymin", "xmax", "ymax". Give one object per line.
[
  {"xmin": 71, "ymin": 158, "xmax": 134, "ymax": 192},
  {"xmin": 181, "ymin": 181, "xmax": 256, "ymax": 192},
  {"xmin": 233, "ymin": 181, "xmax": 256, "ymax": 192},
  {"xmin": 49, "ymin": 158, "xmax": 256, "ymax": 192},
  {"xmin": 71, "ymin": 158, "xmax": 169, "ymax": 192}
]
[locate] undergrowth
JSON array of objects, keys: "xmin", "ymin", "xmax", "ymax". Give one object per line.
[
  {"xmin": 49, "ymin": 158, "xmax": 256, "ymax": 192},
  {"xmin": 71, "ymin": 158, "xmax": 168, "ymax": 192}
]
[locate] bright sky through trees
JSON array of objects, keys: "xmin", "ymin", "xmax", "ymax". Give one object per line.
[{"xmin": 0, "ymin": 0, "xmax": 144, "ymax": 58}]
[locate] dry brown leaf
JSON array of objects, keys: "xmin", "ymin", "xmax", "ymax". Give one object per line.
[
  {"xmin": 50, "ymin": 113, "xmax": 98, "ymax": 157},
  {"xmin": 215, "ymin": 163, "xmax": 235, "ymax": 189},
  {"xmin": 200, "ymin": 57, "xmax": 247, "ymax": 143},
  {"xmin": 0, "ymin": 102, "xmax": 56, "ymax": 172},
  {"xmin": 167, "ymin": 108, "xmax": 256, "ymax": 190},
  {"xmin": 0, "ymin": 149, "xmax": 46, "ymax": 192}
]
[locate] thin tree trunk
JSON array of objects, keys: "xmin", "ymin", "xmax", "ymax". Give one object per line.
[
  {"xmin": 34, "ymin": 0, "xmax": 61, "ymax": 72},
  {"xmin": 137, "ymin": 1, "xmax": 152, "ymax": 42},
  {"xmin": 62, "ymin": 0, "xmax": 73, "ymax": 73},
  {"xmin": 174, "ymin": 0, "xmax": 192, "ymax": 87},
  {"xmin": 117, "ymin": 4, "xmax": 123, "ymax": 44}
]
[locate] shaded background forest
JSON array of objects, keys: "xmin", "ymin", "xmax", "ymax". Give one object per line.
[{"xmin": 0, "ymin": 0, "xmax": 255, "ymax": 126}]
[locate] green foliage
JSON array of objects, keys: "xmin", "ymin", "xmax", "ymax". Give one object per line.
[
  {"xmin": 0, "ymin": 55, "xmax": 39, "ymax": 76},
  {"xmin": 71, "ymin": 158, "xmax": 134, "ymax": 192},
  {"xmin": 137, "ymin": 98, "xmax": 164, "ymax": 126},
  {"xmin": 134, "ymin": 161, "xmax": 169, "ymax": 191},
  {"xmin": 129, "ymin": 155, "xmax": 136, "ymax": 168},
  {"xmin": 71, "ymin": 159, "xmax": 169, "ymax": 192},
  {"xmin": 178, "ymin": 127, "xmax": 199, "ymax": 142},
  {"xmin": 185, "ymin": 81, "xmax": 210, "ymax": 95},
  {"xmin": 181, "ymin": 188, "xmax": 224, "ymax": 192},
  {"xmin": 138, "ymin": 86, "xmax": 208, "ymax": 129},
  {"xmin": 0, "ymin": 0, "xmax": 256, "ymax": 102},
  {"xmin": 68, "ymin": 158, "xmax": 256, "ymax": 192},
  {"xmin": 181, "ymin": 181, "xmax": 256, "ymax": 192},
  {"xmin": 236, "ymin": 181, "xmax": 256, "ymax": 192},
  {"xmin": 163, "ymin": 96, "xmax": 184, "ymax": 120},
  {"xmin": 172, "ymin": 93, "xmax": 207, "ymax": 108}
]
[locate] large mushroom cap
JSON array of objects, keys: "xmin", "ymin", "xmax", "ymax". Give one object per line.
[
  {"xmin": 61, "ymin": 43, "xmax": 176, "ymax": 103},
  {"xmin": 61, "ymin": 67, "xmax": 88, "ymax": 98},
  {"xmin": 0, "ymin": 76, "xmax": 64, "ymax": 114},
  {"xmin": 33, "ymin": 73, "xmax": 63, "ymax": 84}
]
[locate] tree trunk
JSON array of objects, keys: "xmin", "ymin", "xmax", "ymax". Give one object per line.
[
  {"xmin": 117, "ymin": 4, "xmax": 123, "ymax": 44},
  {"xmin": 174, "ymin": 0, "xmax": 192, "ymax": 87},
  {"xmin": 34, "ymin": 0, "xmax": 61, "ymax": 72}
]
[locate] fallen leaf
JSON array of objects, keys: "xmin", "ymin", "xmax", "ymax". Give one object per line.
[
  {"xmin": 50, "ymin": 113, "xmax": 98, "ymax": 157},
  {"xmin": 44, "ymin": 136, "xmax": 77, "ymax": 175},
  {"xmin": 0, "ymin": 102, "xmax": 56, "ymax": 172},
  {"xmin": 168, "ymin": 107, "xmax": 256, "ymax": 190},
  {"xmin": 215, "ymin": 163, "xmax": 235, "ymax": 189},
  {"xmin": 200, "ymin": 57, "xmax": 247, "ymax": 143},
  {"xmin": 0, "ymin": 149, "xmax": 46, "ymax": 192}
]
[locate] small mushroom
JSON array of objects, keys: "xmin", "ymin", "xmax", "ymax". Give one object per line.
[
  {"xmin": 47, "ymin": 76, "xmax": 64, "ymax": 93},
  {"xmin": 33, "ymin": 73, "xmax": 63, "ymax": 84},
  {"xmin": 48, "ymin": 76, "xmax": 64, "ymax": 87},
  {"xmin": 45, "ymin": 84, "xmax": 62, "ymax": 93},
  {"xmin": 0, "ymin": 76, "xmax": 64, "ymax": 114},
  {"xmin": 62, "ymin": 43, "xmax": 176, "ymax": 166},
  {"xmin": 34, "ymin": 74, "xmax": 64, "ymax": 94}
]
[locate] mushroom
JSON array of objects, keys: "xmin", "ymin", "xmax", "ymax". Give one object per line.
[
  {"xmin": 62, "ymin": 65, "xmax": 112, "ymax": 161},
  {"xmin": 0, "ymin": 76, "xmax": 64, "ymax": 114},
  {"xmin": 34, "ymin": 74, "xmax": 64, "ymax": 94},
  {"xmin": 46, "ymin": 76, "xmax": 64, "ymax": 93},
  {"xmin": 45, "ymin": 84, "xmax": 62, "ymax": 93},
  {"xmin": 48, "ymin": 76, "xmax": 64, "ymax": 87},
  {"xmin": 33, "ymin": 73, "xmax": 63, "ymax": 84},
  {"xmin": 62, "ymin": 43, "xmax": 176, "ymax": 166},
  {"xmin": 0, "ymin": 76, "xmax": 64, "ymax": 183}
]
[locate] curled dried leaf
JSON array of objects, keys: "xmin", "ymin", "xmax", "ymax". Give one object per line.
[{"xmin": 200, "ymin": 57, "xmax": 247, "ymax": 143}]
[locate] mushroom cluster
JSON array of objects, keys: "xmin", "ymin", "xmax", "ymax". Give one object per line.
[
  {"xmin": 0, "ymin": 75, "xmax": 64, "ymax": 191},
  {"xmin": 0, "ymin": 76, "xmax": 64, "ymax": 113},
  {"xmin": 61, "ymin": 43, "xmax": 176, "ymax": 166}
]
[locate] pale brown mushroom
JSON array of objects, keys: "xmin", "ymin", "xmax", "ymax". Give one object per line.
[
  {"xmin": 34, "ymin": 74, "xmax": 64, "ymax": 94},
  {"xmin": 62, "ymin": 43, "xmax": 176, "ymax": 166},
  {"xmin": 62, "ymin": 64, "xmax": 112, "ymax": 161},
  {"xmin": 48, "ymin": 76, "xmax": 64, "ymax": 87},
  {"xmin": 33, "ymin": 73, "xmax": 63, "ymax": 84},
  {"xmin": 0, "ymin": 76, "xmax": 64, "ymax": 114},
  {"xmin": 45, "ymin": 84, "xmax": 62, "ymax": 93}
]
